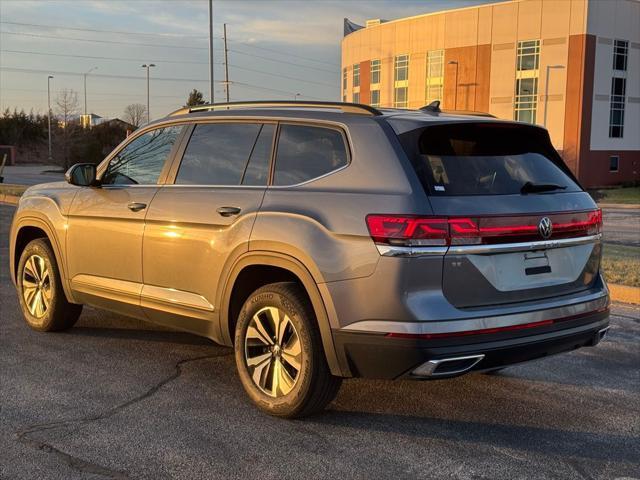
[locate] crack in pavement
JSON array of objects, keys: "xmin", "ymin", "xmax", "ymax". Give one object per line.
[{"xmin": 15, "ymin": 351, "xmax": 232, "ymax": 479}]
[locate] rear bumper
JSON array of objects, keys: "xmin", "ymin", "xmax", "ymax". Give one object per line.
[{"xmin": 333, "ymin": 308, "xmax": 609, "ymax": 379}]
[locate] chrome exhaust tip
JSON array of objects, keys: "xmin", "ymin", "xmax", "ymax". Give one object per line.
[
  {"xmin": 412, "ymin": 354, "xmax": 485, "ymax": 378},
  {"xmin": 597, "ymin": 326, "xmax": 610, "ymax": 343}
]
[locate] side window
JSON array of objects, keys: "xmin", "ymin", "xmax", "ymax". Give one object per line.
[
  {"xmin": 273, "ymin": 124, "xmax": 348, "ymax": 186},
  {"xmin": 102, "ymin": 126, "xmax": 182, "ymax": 185},
  {"xmin": 176, "ymin": 123, "xmax": 267, "ymax": 185}
]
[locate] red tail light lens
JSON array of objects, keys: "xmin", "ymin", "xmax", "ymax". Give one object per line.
[
  {"xmin": 366, "ymin": 215, "xmax": 448, "ymax": 245},
  {"xmin": 366, "ymin": 209, "xmax": 602, "ymax": 247}
]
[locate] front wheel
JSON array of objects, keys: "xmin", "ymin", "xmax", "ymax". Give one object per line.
[
  {"xmin": 17, "ymin": 239, "xmax": 82, "ymax": 332},
  {"xmin": 234, "ymin": 282, "xmax": 342, "ymax": 418}
]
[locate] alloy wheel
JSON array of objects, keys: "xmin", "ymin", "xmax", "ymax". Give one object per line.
[
  {"xmin": 22, "ymin": 254, "xmax": 51, "ymax": 318},
  {"xmin": 244, "ymin": 306, "xmax": 302, "ymax": 397}
]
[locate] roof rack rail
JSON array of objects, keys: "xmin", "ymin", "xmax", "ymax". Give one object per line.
[{"xmin": 169, "ymin": 100, "xmax": 383, "ymax": 117}]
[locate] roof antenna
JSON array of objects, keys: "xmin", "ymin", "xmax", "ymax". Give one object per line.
[{"xmin": 420, "ymin": 100, "xmax": 441, "ymax": 113}]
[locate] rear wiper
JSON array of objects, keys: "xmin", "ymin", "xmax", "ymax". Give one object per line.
[{"xmin": 520, "ymin": 181, "xmax": 567, "ymax": 194}]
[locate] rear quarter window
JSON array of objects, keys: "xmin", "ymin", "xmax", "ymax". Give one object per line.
[
  {"xmin": 398, "ymin": 122, "xmax": 581, "ymax": 196},
  {"xmin": 273, "ymin": 124, "xmax": 348, "ymax": 186}
]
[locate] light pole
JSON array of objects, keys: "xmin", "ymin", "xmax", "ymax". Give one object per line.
[
  {"xmin": 208, "ymin": 0, "xmax": 214, "ymax": 104},
  {"xmin": 83, "ymin": 66, "xmax": 98, "ymax": 119},
  {"xmin": 294, "ymin": 93, "xmax": 301, "ymax": 101},
  {"xmin": 543, "ymin": 64, "xmax": 565, "ymax": 127},
  {"xmin": 448, "ymin": 60, "xmax": 459, "ymax": 110},
  {"xmin": 141, "ymin": 63, "xmax": 156, "ymax": 124},
  {"xmin": 47, "ymin": 75, "xmax": 53, "ymax": 162}
]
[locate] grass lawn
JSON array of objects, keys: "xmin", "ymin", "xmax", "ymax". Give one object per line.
[
  {"xmin": 0, "ymin": 183, "xmax": 28, "ymax": 197},
  {"xmin": 602, "ymin": 243, "xmax": 640, "ymax": 287},
  {"xmin": 591, "ymin": 187, "xmax": 640, "ymax": 205}
]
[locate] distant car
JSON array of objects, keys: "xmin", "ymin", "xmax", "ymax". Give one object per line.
[{"xmin": 9, "ymin": 101, "xmax": 609, "ymax": 417}]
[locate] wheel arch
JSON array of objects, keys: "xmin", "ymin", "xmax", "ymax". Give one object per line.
[
  {"xmin": 11, "ymin": 217, "xmax": 76, "ymax": 303},
  {"xmin": 220, "ymin": 251, "xmax": 346, "ymax": 377}
]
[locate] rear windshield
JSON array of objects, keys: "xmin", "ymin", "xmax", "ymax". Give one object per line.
[{"xmin": 398, "ymin": 122, "xmax": 581, "ymax": 196}]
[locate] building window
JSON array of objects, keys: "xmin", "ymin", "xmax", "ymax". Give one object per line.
[
  {"xmin": 394, "ymin": 54, "xmax": 409, "ymax": 108},
  {"xmin": 609, "ymin": 155, "xmax": 619, "ymax": 172},
  {"xmin": 353, "ymin": 64, "xmax": 360, "ymax": 88},
  {"xmin": 394, "ymin": 87, "xmax": 408, "ymax": 108},
  {"xmin": 426, "ymin": 50, "xmax": 444, "ymax": 103},
  {"xmin": 514, "ymin": 78, "xmax": 538, "ymax": 124},
  {"xmin": 353, "ymin": 92, "xmax": 360, "ymax": 104},
  {"xmin": 370, "ymin": 59, "xmax": 381, "ymax": 85},
  {"xmin": 342, "ymin": 67, "xmax": 347, "ymax": 94},
  {"xmin": 514, "ymin": 40, "xmax": 540, "ymax": 124},
  {"xmin": 394, "ymin": 55, "xmax": 409, "ymax": 82},
  {"xmin": 613, "ymin": 40, "xmax": 628, "ymax": 71},
  {"xmin": 609, "ymin": 77, "xmax": 626, "ymax": 138},
  {"xmin": 370, "ymin": 89, "xmax": 380, "ymax": 107},
  {"xmin": 516, "ymin": 40, "xmax": 540, "ymax": 71}
]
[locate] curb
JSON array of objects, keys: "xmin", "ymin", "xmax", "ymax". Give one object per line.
[
  {"xmin": 599, "ymin": 203, "xmax": 640, "ymax": 209},
  {"xmin": 609, "ymin": 284, "xmax": 640, "ymax": 305}
]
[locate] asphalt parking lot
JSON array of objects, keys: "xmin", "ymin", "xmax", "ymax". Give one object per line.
[{"xmin": 1, "ymin": 203, "xmax": 639, "ymax": 480}]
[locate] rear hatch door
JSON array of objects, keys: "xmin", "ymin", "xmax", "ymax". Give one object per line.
[{"xmin": 397, "ymin": 121, "xmax": 602, "ymax": 308}]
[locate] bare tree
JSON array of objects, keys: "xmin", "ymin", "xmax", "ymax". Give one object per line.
[
  {"xmin": 54, "ymin": 89, "xmax": 80, "ymax": 169},
  {"xmin": 123, "ymin": 103, "xmax": 148, "ymax": 127},
  {"xmin": 55, "ymin": 89, "xmax": 79, "ymax": 128}
]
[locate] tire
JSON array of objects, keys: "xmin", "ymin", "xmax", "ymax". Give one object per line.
[
  {"xmin": 17, "ymin": 238, "xmax": 82, "ymax": 332},
  {"xmin": 234, "ymin": 282, "xmax": 342, "ymax": 418}
]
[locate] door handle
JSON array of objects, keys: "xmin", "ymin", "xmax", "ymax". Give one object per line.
[
  {"xmin": 217, "ymin": 206, "xmax": 241, "ymax": 217},
  {"xmin": 127, "ymin": 202, "xmax": 147, "ymax": 212}
]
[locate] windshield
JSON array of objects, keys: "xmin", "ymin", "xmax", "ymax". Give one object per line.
[{"xmin": 398, "ymin": 122, "xmax": 581, "ymax": 196}]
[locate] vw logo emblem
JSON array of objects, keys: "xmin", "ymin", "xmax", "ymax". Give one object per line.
[{"xmin": 538, "ymin": 217, "xmax": 553, "ymax": 239}]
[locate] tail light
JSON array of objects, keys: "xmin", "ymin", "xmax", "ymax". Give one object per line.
[{"xmin": 366, "ymin": 209, "xmax": 602, "ymax": 247}]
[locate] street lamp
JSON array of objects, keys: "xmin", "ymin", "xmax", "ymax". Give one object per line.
[
  {"xmin": 141, "ymin": 63, "xmax": 156, "ymax": 123},
  {"xmin": 448, "ymin": 60, "xmax": 459, "ymax": 110},
  {"xmin": 47, "ymin": 75, "xmax": 54, "ymax": 163},
  {"xmin": 543, "ymin": 64, "xmax": 565, "ymax": 127},
  {"xmin": 83, "ymin": 66, "xmax": 98, "ymax": 119},
  {"xmin": 294, "ymin": 93, "xmax": 301, "ymax": 101}
]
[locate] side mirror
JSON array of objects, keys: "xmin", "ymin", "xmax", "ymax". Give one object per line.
[{"xmin": 65, "ymin": 163, "xmax": 98, "ymax": 187}]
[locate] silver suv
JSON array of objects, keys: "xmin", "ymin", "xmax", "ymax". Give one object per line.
[{"xmin": 9, "ymin": 101, "xmax": 609, "ymax": 417}]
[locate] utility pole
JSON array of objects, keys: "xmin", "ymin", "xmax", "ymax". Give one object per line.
[
  {"xmin": 83, "ymin": 66, "xmax": 98, "ymax": 126},
  {"xmin": 223, "ymin": 23, "xmax": 230, "ymax": 103},
  {"xmin": 208, "ymin": 0, "xmax": 214, "ymax": 104},
  {"xmin": 141, "ymin": 64, "xmax": 156, "ymax": 123},
  {"xmin": 47, "ymin": 75, "xmax": 53, "ymax": 162}
]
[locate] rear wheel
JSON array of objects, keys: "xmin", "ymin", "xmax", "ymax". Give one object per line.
[
  {"xmin": 234, "ymin": 282, "xmax": 342, "ymax": 418},
  {"xmin": 17, "ymin": 239, "xmax": 82, "ymax": 332}
]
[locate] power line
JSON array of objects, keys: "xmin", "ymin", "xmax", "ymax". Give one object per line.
[
  {"xmin": 2, "ymin": 47, "xmax": 337, "ymax": 77},
  {"xmin": 0, "ymin": 65, "xmax": 211, "ymax": 83},
  {"xmin": 0, "ymin": 66, "xmax": 321, "ymax": 99},
  {"xmin": 2, "ymin": 87, "xmax": 187, "ymax": 99},
  {"xmin": 1, "ymin": 25, "xmax": 339, "ymax": 69},
  {"xmin": 228, "ymin": 39, "xmax": 339, "ymax": 68},
  {"xmin": 0, "ymin": 30, "xmax": 209, "ymax": 50},
  {"xmin": 228, "ymin": 48, "xmax": 337, "ymax": 74},
  {"xmin": 1, "ymin": 50, "xmax": 336, "ymax": 88},
  {"xmin": 229, "ymin": 63, "xmax": 334, "ymax": 88},
  {"xmin": 0, "ymin": 20, "xmax": 208, "ymax": 39},
  {"xmin": 1, "ymin": 49, "xmax": 214, "ymax": 65}
]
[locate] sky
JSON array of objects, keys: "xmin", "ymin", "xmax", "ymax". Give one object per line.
[{"xmin": 0, "ymin": 0, "xmax": 493, "ymax": 121}]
